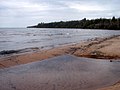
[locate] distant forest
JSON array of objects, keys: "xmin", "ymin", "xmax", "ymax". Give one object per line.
[{"xmin": 27, "ymin": 17, "xmax": 120, "ymax": 30}]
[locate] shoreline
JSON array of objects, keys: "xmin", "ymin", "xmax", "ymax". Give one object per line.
[
  {"xmin": 0, "ymin": 35, "xmax": 120, "ymax": 69},
  {"xmin": 0, "ymin": 35, "xmax": 120, "ymax": 90}
]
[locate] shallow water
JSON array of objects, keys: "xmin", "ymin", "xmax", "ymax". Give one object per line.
[
  {"xmin": 0, "ymin": 28, "xmax": 120, "ymax": 51},
  {"xmin": 0, "ymin": 55, "xmax": 120, "ymax": 90}
]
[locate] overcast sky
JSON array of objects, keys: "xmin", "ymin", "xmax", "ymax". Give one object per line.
[{"xmin": 0, "ymin": 0, "xmax": 120, "ymax": 27}]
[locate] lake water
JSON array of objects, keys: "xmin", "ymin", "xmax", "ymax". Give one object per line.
[{"xmin": 0, "ymin": 28, "xmax": 120, "ymax": 52}]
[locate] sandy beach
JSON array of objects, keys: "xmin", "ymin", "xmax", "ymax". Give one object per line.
[{"xmin": 0, "ymin": 35, "xmax": 120, "ymax": 90}]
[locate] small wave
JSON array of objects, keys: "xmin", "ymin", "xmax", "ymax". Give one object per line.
[
  {"xmin": 47, "ymin": 33, "xmax": 65, "ymax": 36},
  {"xmin": 26, "ymin": 39, "xmax": 42, "ymax": 43},
  {"xmin": 0, "ymin": 47, "xmax": 40, "ymax": 55}
]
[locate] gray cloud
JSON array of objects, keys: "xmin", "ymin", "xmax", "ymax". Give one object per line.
[{"xmin": 0, "ymin": 0, "xmax": 120, "ymax": 27}]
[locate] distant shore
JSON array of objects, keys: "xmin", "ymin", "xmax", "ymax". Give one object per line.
[{"xmin": 27, "ymin": 17, "xmax": 120, "ymax": 30}]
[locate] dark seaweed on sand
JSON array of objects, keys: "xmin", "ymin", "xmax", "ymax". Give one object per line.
[{"xmin": 0, "ymin": 50, "xmax": 20, "ymax": 55}]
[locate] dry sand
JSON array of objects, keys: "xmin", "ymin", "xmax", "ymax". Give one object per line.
[{"xmin": 98, "ymin": 81, "xmax": 120, "ymax": 90}]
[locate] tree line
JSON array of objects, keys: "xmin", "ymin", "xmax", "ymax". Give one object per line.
[{"xmin": 27, "ymin": 17, "xmax": 120, "ymax": 30}]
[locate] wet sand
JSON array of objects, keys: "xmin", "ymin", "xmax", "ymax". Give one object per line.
[{"xmin": 0, "ymin": 55, "xmax": 120, "ymax": 90}]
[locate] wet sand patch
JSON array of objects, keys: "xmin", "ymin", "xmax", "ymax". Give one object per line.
[{"xmin": 0, "ymin": 55, "xmax": 120, "ymax": 90}]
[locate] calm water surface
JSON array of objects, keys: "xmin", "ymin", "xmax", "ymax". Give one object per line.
[{"xmin": 0, "ymin": 28, "xmax": 120, "ymax": 51}]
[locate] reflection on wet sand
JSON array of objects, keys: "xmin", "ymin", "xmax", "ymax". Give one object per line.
[{"xmin": 0, "ymin": 55, "xmax": 120, "ymax": 90}]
